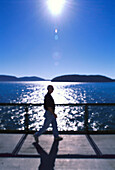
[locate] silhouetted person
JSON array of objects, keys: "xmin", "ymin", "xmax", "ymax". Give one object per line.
[
  {"xmin": 34, "ymin": 85, "xmax": 63, "ymax": 143},
  {"xmin": 33, "ymin": 139, "xmax": 59, "ymax": 170}
]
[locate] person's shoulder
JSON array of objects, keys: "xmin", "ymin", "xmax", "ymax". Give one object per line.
[{"xmin": 44, "ymin": 93, "xmax": 50, "ymax": 98}]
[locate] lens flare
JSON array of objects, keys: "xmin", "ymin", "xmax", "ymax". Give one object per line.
[
  {"xmin": 47, "ymin": 0, "xmax": 66, "ymax": 15},
  {"xmin": 55, "ymin": 28, "xmax": 58, "ymax": 33}
]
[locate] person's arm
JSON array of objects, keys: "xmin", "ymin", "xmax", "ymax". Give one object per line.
[{"xmin": 47, "ymin": 107, "xmax": 57, "ymax": 118}]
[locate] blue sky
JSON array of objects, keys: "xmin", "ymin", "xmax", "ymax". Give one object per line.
[{"xmin": 0, "ymin": 0, "xmax": 115, "ymax": 79}]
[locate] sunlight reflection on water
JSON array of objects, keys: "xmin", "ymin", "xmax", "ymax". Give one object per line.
[{"xmin": 0, "ymin": 81, "xmax": 115, "ymax": 131}]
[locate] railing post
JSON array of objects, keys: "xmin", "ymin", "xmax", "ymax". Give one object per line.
[
  {"xmin": 84, "ymin": 105, "xmax": 89, "ymax": 133},
  {"xmin": 25, "ymin": 107, "xmax": 29, "ymax": 131}
]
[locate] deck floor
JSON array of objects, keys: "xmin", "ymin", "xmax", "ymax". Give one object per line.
[{"xmin": 0, "ymin": 133, "xmax": 115, "ymax": 170}]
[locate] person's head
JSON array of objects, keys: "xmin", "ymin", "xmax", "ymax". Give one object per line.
[{"xmin": 47, "ymin": 85, "xmax": 54, "ymax": 94}]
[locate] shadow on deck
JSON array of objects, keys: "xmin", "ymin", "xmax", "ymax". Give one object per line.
[{"xmin": 0, "ymin": 133, "xmax": 115, "ymax": 170}]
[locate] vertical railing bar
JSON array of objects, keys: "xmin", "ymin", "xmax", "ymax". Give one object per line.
[
  {"xmin": 25, "ymin": 107, "xmax": 29, "ymax": 131},
  {"xmin": 84, "ymin": 105, "xmax": 89, "ymax": 133}
]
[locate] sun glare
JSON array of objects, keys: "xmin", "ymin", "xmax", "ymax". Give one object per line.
[{"xmin": 47, "ymin": 0, "xmax": 66, "ymax": 15}]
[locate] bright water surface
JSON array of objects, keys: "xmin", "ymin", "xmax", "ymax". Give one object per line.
[{"xmin": 0, "ymin": 81, "xmax": 115, "ymax": 131}]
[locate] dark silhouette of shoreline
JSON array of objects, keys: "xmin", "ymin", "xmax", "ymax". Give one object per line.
[
  {"xmin": 0, "ymin": 74, "xmax": 114, "ymax": 82},
  {"xmin": 51, "ymin": 74, "xmax": 115, "ymax": 82},
  {"xmin": 0, "ymin": 75, "xmax": 45, "ymax": 81}
]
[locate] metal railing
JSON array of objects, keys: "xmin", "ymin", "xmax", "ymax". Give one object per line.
[{"xmin": 0, "ymin": 103, "xmax": 115, "ymax": 134}]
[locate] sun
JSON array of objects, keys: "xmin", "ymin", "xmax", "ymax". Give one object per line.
[{"xmin": 47, "ymin": 0, "xmax": 66, "ymax": 16}]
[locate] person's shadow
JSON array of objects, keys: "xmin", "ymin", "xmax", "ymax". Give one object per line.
[{"xmin": 33, "ymin": 140, "xmax": 59, "ymax": 170}]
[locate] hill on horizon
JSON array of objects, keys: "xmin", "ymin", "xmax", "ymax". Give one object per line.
[
  {"xmin": 0, "ymin": 74, "xmax": 114, "ymax": 82},
  {"xmin": 0, "ymin": 75, "xmax": 45, "ymax": 81},
  {"xmin": 51, "ymin": 74, "xmax": 115, "ymax": 82}
]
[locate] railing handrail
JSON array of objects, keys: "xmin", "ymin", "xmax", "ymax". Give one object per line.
[
  {"xmin": 0, "ymin": 102, "xmax": 115, "ymax": 133},
  {"xmin": 0, "ymin": 103, "xmax": 115, "ymax": 106}
]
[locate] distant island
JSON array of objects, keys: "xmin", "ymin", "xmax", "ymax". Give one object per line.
[
  {"xmin": 51, "ymin": 74, "xmax": 115, "ymax": 82},
  {"xmin": 0, "ymin": 74, "xmax": 115, "ymax": 82},
  {"xmin": 0, "ymin": 75, "xmax": 45, "ymax": 81}
]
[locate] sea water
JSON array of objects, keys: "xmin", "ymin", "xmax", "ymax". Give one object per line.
[{"xmin": 0, "ymin": 81, "xmax": 115, "ymax": 131}]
